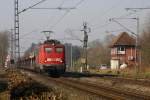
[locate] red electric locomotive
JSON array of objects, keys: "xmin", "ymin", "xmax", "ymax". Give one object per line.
[
  {"xmin": 34, "ymin": 39, "xmax": 66, "ymax": 75},
  {"xmin": 19, "ymin": 38, "xmax": 66, "ymax": 76}
]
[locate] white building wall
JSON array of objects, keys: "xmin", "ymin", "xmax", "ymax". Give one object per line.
[{"xmin": 111, "ymin": 60, "xmax": 119, "ymax": 70}]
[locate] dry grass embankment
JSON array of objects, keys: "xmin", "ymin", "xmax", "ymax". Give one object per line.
[
  {"xmin": 89, "ymin": 67, "xmax": 150, "ymax": 79},
  {"xmin": 0, "ymin": 69, "xmax": 67, "ymax": 100}
]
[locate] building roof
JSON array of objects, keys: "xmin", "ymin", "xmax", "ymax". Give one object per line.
[{"xmin": 110, "ymin": 32, "xmax": 135, "ymax": 47}]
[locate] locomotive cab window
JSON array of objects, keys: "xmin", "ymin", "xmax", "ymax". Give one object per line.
[
  {"xmin": 45, "ymin": 47, "xmax": 52, "ymax": 53},
  {"xmin": 56, "ymin": 47, "xmax": 63, "ymax": 53}
]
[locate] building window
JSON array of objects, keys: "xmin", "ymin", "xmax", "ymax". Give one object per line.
[
  {"xmin": 117, "ymin": 46, "xmax": 125, "ymax": 54},
  {"xmin": 117, "ymin": 46, "xmax": 125, "ymax": 51}
]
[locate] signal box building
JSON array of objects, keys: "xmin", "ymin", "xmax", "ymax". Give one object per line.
[{"xmin": 110, "ymin": 32, "xmax": 136, "ymax": 69}]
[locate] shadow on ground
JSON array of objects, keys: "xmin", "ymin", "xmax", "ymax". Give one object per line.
[{"xmin": 60, "ymin": 71, "xmax": 118, "ymax": 78}]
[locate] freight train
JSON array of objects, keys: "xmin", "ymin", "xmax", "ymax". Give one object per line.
[{"xmin": 20, "ymin": 39, "xmax": 66, "ymax": 76}]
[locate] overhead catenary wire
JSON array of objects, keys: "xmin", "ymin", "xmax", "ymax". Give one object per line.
[
  {"xmin": 27, "ymin": 0, "xmax": 85, "ymax": 44},
  {"xmin": 74, "ymin": 0, "xmax": 85, "ymax": 7},
  {"xmin": 58, "ymin": 0, "xmax": 66, "ymax": 7},
  {"xmin": 17, "ymin": 0, "xmax": 150, "ymax": 57},
  {"xmin": 47, "ymin": 0, "xmax": 85, "ymax": 41},
  {"xmin": 90, "ymin": 7, "xmax": 144, "ymax": 33},
  {"xmin": 20, "ymin": 0, "xmax": 68, "ymax": 40},
  {"xmin": 48, "ymin": 0, "xmax": 85, "ymax": 30},
  {"xmin": 50, "ymin": 10, "xmax": 70, "ymax": 30},
  {"xmin": 20, "ymin": 0, "xmax": 85, "ymax": 41},
  {"xmin": 81, "ymin": 0, "xmax": 124, "ymax": 35},
  {"xmin": 92, "ymin": 22, "xmax": 110, "ymax": 31},
  {"xmin": 34, "ymin": 0, "xmax": 68, "ymax": 33},
  {"xmin": 20, "ymin": 0, "xmax": 149, "ymax": 45},
  {"xmin": 20, "ymin": 30, "xmax": 39, "ymax": 38},
  {"xmin": 63, "ymin": 28, "xmax": 82, "ymax": 42},
  {"xmin": 19, "ymin": 0, "xmax": 48, "ymax": 14},
  {"xmin": 31, "ymin": 7, "xmax": 75, "ymax": 10},
  {"xmin": 89, "ymin": 0, "xmax": 122, "ymax": 28},
  {"xmin": 88, "ymin": 0, "xmax": 147, "ymax": 32}
]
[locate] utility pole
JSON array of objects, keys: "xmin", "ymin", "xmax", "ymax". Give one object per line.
[
  {"xmin": 136, "ymin": 17, "xmax": 140, "ymax": 75},
  {"xmin": 14, "ymin": 0, "xmax": 20, "ymax": 65},
  {"xmin": 81, "ymin": 22, "xmax": 90, "ymax": 71},
  {"xmin": 10, "ymin": 29, "xmax": 14, "ymax": 61}
]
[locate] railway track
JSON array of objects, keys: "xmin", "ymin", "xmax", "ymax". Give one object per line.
[
  {"xmin": 63, "ymin": 72, "xmax": 150, "ymax": 87},
  {"xmin": 20, "ymin": 69, "xmax": 150, "ymax": 100},
  {"xmin": 102, "ymin": 76, "xmax": 150, "ymax": 87},
  {"xmin": 51, "ymin": 78, "xmax": 150, "ymax": 100}
]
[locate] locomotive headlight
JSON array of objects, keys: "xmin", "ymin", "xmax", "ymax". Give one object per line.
[
  {"xmin": 56, "ymin": 58, "xmax": 62, "ymax": 62},
  {"xmin": 47, "ymin": 58, "xmax": 52, "ymax": 61}
]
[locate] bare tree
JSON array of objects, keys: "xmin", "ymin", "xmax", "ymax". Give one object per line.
[
  {"xmin": 141, "ymin": 22, "xmax": 150, "ymax": 68},
  {"xmin": 0, "ymin": 31, "xmax": 9, "ymax": 66},
  {"xmin": 87, "ymin": 34, "xmax": 115, "ymax": 66}
]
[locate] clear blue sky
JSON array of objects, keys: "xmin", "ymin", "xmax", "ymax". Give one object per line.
[{"xmin": 0, "ymin": 0, "xmax": 150, "ymax": 53}]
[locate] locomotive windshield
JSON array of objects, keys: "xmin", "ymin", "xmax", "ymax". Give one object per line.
[
  {"xmin": 56, "ymin": 47, "xmax": 63, "ymax": 53},
  {"xmin": 45, "ymin": 47, "xmax": 52, "ymax": 53}
]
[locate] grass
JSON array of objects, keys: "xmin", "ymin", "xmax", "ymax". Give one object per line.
[
  {"xmin": 89, "ymin": 68, "xmax": 118, "ymax": 75},
  {"xmin": 10, "ymin": 81, "xmax": 66, "ymax": 100},
  {"xmin": 0, "ymin": 69, "xmax": 67, "ymax": 100},
  {"xmin": 0, "ymin": 91, "xmax": 10, "ymax": 100},
  {"xmin": 89, "ymin": 67, "xmax": 150, "ymax": 79}
]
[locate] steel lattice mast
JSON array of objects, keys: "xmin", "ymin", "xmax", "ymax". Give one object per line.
[
  {"xmin": 14, "ymin": 0, "xmax": 20, "ymax": 63},
  {"xmin": 10, "ymin": 29, "xmax": 14, "ymax": 60}
]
